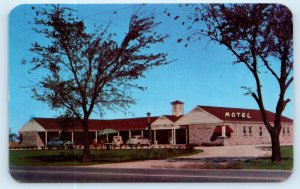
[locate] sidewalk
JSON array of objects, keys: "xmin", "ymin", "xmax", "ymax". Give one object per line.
[{"xmin": 89, "ymin": 145, "xmax": 273, "ymax": 169}]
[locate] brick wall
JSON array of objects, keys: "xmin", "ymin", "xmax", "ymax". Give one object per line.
[
  {"xmin": 189, "ymin": 124, "xmax": 216, "ymax": 145},
  {"xmin": 22, "ymin": 132, "xmax": 45, "ymax": 149},
  {"xmin": 228, "ymin": 122, "xmax": 293, "ymax": 145},
  {"xmin": 36, "ymin": 133, "xmax": 44, "ymax": 148},
  {"xmin": 280, "ymin": 124, "xmax": 293, "ymax": 144},
  {"xmin": 227, "ymin": 123, "xmax": 270, "ymax": 145},
  {"xmin": 22, "ymin": 132, "xmax": 37, "ymax": 146},
  {"xmin": 189, "ymin": 122, "xmax": 293, "ymax": 146}
]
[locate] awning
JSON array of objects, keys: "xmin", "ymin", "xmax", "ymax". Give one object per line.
[
  {"xmin": 210, "ymin": 125, "xmax": 233, "ymax": 142},
  {"xmin": 213, "ymin": 125, "xmax": 233, "ymax": 134}
]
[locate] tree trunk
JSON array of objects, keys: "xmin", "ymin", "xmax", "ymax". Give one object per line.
[
  {"xmin": 82, "ymin": 118, "xmax": 91, "ymax": 162},
  {"xmin": 270, "ymin": 129, "xmax": 281, "ymax": 162}
]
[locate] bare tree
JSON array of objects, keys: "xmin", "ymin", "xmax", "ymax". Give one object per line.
[
  {"xmin": 57, "ymin": 112, "xmax": 78, "ymax": 142},
  {"xmin": 26, "ymin": 5, "xmax": 170, "ymax": 161},
  {"xmin": 175, "ymin": 4, "xmax": 293, "ymax": 162}
]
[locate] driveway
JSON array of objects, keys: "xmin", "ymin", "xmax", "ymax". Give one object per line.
[{"xmin": 89, "ymin": 145, "xmax": 272, "ymax": 169}]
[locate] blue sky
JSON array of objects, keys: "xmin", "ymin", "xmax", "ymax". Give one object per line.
[{"xmin": 9, "ymin": 4, "xmax": 293, "ymax": 134}]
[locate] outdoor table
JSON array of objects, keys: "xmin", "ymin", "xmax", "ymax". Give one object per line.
[{"xmin": 104, "ymin": 143, "xmax": 113, "ymax": 150}]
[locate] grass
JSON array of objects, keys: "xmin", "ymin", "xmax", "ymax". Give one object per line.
[
  {"xmin": 9, "ymin": 148, "xmax": 202, "ymax": 166},
  {"xmin": 10, "ymin": 146, "xmax": 292, "ymax": 170},
  {"xmin": 230, "ymin": 145, "xmax": 293, "ymax": 170}
]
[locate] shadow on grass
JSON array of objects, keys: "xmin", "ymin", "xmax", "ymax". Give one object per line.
[
  {"xmin": 10, "ymin": 148, "xmax": 200, "ymax": 166},
  {"xmin": 228, "ymin": 157, "xmax": 293, "ymax": 170}
]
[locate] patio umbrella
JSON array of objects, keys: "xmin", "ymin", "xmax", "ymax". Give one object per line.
[
  {"xmin": 98, "ymin": 128, "xmax": 117, "ymax": 135},
  {"xmin": 98, "ymin": 129, "xmax": 118, "ymax": 142}
]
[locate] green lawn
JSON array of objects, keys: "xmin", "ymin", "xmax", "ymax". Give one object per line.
[
  {"xmin": 10, "ymin": 146, "xmax": 292, "ymax": 169},
  {"xmin": 231, "ymin": 145, "xmax": 293, "ymax": 170},
  {"xmin": 9, "ymin": 148, "xmax": 202, "ymax": 166}
]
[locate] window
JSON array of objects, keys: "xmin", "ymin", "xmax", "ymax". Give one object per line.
[
  {"xmin": 283, "ymin": 127, "xmax": 286, "ymax": 134},
  {"xmin": 249, "ymin": 126, "xmax": 252, "ymax": 135},
  {"xmin": 259, "ymin": 126, "xmax": 263, "ymax": 137},
  {"xmin": 243, "ymin": 126, "xmax": 247, "ymax": 135},
  {"xmin": 287, "ymin": 127, "xmax": 290, "ymax": 134}
]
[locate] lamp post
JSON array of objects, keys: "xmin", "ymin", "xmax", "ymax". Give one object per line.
[{"xmin": 147, "ymin": 112, "xmax": 152, "ymax": 144}]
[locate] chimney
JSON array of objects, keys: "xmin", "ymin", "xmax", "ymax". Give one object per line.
[{"xmin": 171, "ymin": 100, "xmax": 184, "ymax": 117}]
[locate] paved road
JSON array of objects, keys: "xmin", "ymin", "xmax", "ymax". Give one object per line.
[{"xmin": 9, "ymin": 166, "xmax": 291, "ymax": 183}]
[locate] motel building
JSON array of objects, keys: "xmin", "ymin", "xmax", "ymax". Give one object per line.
[{"xmin": 19, "ymin": 100, "xmax": 293, "ymax": 148}]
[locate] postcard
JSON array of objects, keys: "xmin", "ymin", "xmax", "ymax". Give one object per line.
[{"xmin": 9, "ymin": 3, "xmax": 293, "ymax": 183}]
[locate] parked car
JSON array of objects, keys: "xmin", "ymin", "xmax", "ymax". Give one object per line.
[
  {"xmin": 47, "ymin": 137, "xmax": 74, "ymax": 149},
  {"xmin": 63, "ymin": 140, "xmax": 75, "ymax": 149},
  {"xmin": 126, "ymin": 135, "xmax": 150, "ymax": 147}
]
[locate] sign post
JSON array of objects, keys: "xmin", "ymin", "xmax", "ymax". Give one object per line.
[{"xmin": 147, "ymin": 112, "xmax": 152, "ymax": 144}]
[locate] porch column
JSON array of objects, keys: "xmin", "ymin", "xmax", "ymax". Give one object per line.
[
  {"xmin": 221, "ymin": 125, "xmax": 226, "ymax": 137},
  {"xmin": 118, "ymin": 131, "xmax": 120, "ymax": 136},
  {"xmin": 185, "ymin": 127, "xmax": 188, "ymax": 144},
  {"xmin": 106, "ymin": 134, "xmax": 109, "ymax": 142},
  {"xmin": 141, "ymin": 130, "xmax": 143, "ymax": 136},
  {"xmin": 129, "ymin": 130, "xmax": 131, "ymax": 138},
  {"xmin": 71, "ymin": 132, "xmax": 74, "ymax": 143},
  {"xmin": 95, "ymin": 131, "xmax": 98, "ymax": 142},
  {"xmin": 173, "ymin": 129, "xmax": 176, "ymax": 145},
  {"xmin": 45, "ymin": 131, "xmax": 47, "ymax": 146},
  {"xmin": 171, "ymin": 129, "xmax": 174, "ymax": 144},
  {"xmin": 154, "ymin": 130, "xmax": 157, "ymax": 144}
]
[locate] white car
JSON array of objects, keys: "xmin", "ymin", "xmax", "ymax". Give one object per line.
[{"xmin": 127, "ymin": 135, "xmax": 150, "ymax": 147}]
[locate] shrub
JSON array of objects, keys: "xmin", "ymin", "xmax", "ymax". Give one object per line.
[
  {"xmin": 185, "ymin": 143, "xmax": 198, "ymax": 152},
  {"xmin": 128, "ymin": 148, "xmax": 192, "ymax": 160}
]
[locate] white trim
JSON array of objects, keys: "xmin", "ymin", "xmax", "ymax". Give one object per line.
[
  {"xmin": 221, "ymin": 125, "xmax": 226, "ymax": 137},
  {"xmin": 174, "ymin": 106, "xmax": 223, "ymax": 126},
  {"xmin": 173, "ymin": 129, "xmax": 176, "ymax": 145},
  {"xmin": 19, "ymin": 119, "xmax": 47, "ymax": 132},
  {"xmin": 151, "ymin": 115, "xmax": 174, "ymax": 127},
  {"xmin": 152, "ymin": 125, "xmax": 182, "ymax": 130},
  {"xmin": 45, "ymin": 131, "xmax": 48, "ymax": 146},
  {"xmin": 196, "ymin": 106, "xmax": 225, "ymax": 122}
]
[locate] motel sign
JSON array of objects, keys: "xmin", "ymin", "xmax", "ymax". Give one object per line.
[{"xmin": 224, "ymin": 112, "xmax": 251, "ymax": 119}]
